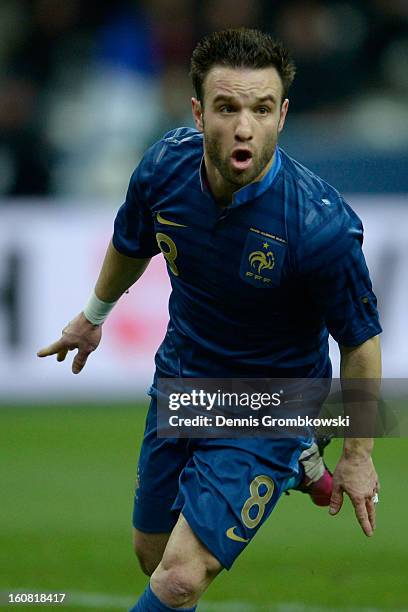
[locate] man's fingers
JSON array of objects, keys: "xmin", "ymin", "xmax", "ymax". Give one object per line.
[
  {"xmin": 38, "ymin": 315, "xmax": 102, "ymax": 372},
  {"xmin": 366, "ymin": 497, "xmax": 376, "ymax": 532},
  {"xmin": 352, "ymin": 496, "xmax": 373, "ymax": 537},
  {"xmin": 37, "ymin": 338, "xmax": 66, "ymax": 358},
  {"xmin": 57, "ymin": 349, "xmax": 69, "ymax": 362},
  {"xmin": 329, "ymin": 486, "xmax": 344, "ymax": 516},
  {"xmin": 38, "ymin": 342, "xmax": 92, "ymax": 372},
  {"xmin": 72, "ymin": 350, "xmax": 91, "ymax": 374}
]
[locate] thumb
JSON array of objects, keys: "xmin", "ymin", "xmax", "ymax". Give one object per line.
[{"xmin": 329, "ymin": 486, "xmax": 344, "ymax": 516}]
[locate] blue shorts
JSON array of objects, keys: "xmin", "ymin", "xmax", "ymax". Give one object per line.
[{"xmin": 132, "ymin": 378, "xmax": 312, "ymax": 569}]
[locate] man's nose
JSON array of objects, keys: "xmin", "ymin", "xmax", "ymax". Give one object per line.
[{"xmin": 234, "ymin": 112, "xmax": 253, "ymax": 141}]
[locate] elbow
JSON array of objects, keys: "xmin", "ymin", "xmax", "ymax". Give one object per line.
[
  {"xmin": 340, "ymin": 334, "xmax": 381, "ymax": 357},
  {"xmin": 339, "ymin": 335, "xmax": 382, "ymax": 379}
]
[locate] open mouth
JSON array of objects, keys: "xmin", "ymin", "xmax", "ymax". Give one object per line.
[{"xmin": 231, "ymin": 149, "xmax": 253, "ymax": 171}]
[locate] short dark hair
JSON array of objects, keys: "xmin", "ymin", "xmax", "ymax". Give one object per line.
[{"xmin": 190, "ymin": 28, "xmax": 296, "ymax": 104}]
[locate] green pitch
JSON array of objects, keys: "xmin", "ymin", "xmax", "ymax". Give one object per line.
[{"xmin": 0, "ymin": 404, "xmax": 407, "ymax": 611}]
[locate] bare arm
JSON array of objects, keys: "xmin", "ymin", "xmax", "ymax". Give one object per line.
[
  {"xmin": 330, "ymin": 335, "xmax": 381, "ymax": 536},
  {"xmin": 37, "ymin": 240, "xmax": 151, "ymax": 373},
  {"xmin": 94, "ymin": 240, "xmax": 150, "ymax": 302}
]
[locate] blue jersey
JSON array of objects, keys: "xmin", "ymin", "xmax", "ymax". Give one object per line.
[{"xmin": 113, "ymin": 127, "xmax": 381, "ymax": 379}]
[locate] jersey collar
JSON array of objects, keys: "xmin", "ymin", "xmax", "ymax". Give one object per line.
[
  {"xmin": 233, "ymin": 147, "xmax": 281, "ymax": 206},
  {"xmin": 199, "ymin": 147, "xmax": 282, "ymax": 207}
]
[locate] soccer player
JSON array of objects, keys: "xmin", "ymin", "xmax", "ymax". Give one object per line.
[{"xmin": 38, "ymin": 29, "xmax": 382, "ymax": 612}]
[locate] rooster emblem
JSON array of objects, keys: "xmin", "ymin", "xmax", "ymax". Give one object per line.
[{"xmin": 249, "ymin": 250, "xmax": 275, "ymax": 274}]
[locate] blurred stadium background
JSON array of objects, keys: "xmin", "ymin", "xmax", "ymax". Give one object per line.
[{"xmin": 0, "ymin": 0, "xmax": 407, "ymax": 610}]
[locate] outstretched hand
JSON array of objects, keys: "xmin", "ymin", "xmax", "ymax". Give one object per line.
[
  {"xmin": 329, "ymin": 454, "xmax": 379, "ymax": 537},
  {"xmin": 37, "ymin": 312, "xmax": 102, "ymax": 374}
]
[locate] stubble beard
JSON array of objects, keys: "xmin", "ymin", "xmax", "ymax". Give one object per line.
[{"xmin": 204, "ymin": 131, "xmax": 276, "ymax": 189}]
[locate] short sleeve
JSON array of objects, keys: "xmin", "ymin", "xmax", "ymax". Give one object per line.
[
  {"xmin": 112, "ymin": 153, "xmax": 160, "ymax": 259},
  {"xmin": 301, "ymin": 201, "xmax": 382, "ymax": 346}
]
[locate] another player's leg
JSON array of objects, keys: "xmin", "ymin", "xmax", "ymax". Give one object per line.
[
  {"xmin": 131, "ymin": 381, "xmax": 191, "ymax": 577},
  {"xmin": 133, "ymin": 529, "xmax": 170, "ymax": 576}
]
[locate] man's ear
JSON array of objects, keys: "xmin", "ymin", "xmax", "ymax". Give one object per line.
[
  {"xmin": 278, "ymin": 98, "xmax": 289, "ymax": 133},
  {"xmin": 192, "ymin": 97, "xmax": 204, "ymax": 131}
]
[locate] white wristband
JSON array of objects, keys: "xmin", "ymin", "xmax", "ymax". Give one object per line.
[{"xmin": 83, "ymin": 290, "xmax": 118, "ymax": 325}]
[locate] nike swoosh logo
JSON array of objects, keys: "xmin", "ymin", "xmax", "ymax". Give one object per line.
[
  {"xmin": 157, "ymin": 212, "xmax": 187, "ymax": 228},
  {"xmin": 300, "ymin": 451, "xmax": 318, "ymax": 461},
  {"xmin": 226, "ymin": 527, "xmax": 249, "ymax": 543}
]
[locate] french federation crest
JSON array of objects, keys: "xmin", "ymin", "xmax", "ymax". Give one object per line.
[
  {"xmin": 240, "ymin": 228, "xmax": 286, "ymax": 287},
  {"xmin": 248, "ymin": 249, "xmax": 275, "ymax": 274}
]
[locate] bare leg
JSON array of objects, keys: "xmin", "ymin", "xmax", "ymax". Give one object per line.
[{"xmin": 150, "ymin": 513, "xmax": 222, "ymax": 609}]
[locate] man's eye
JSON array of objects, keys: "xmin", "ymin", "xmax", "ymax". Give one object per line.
[
  {"xmin": 256, "ymin": 107, "xmax": 270, "ymax": 115},
  {"xmin": 220, "ymin": 105, "xmax": 234, "ymax": 113}
]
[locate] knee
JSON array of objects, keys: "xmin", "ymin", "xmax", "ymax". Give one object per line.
[
  {"xmin": 151, "ymin": 555, "xmax": 220, "ymax": 608},
  {"xmin": 151, "ymin": 566, "xmax": 199, "ymax": 608}
]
